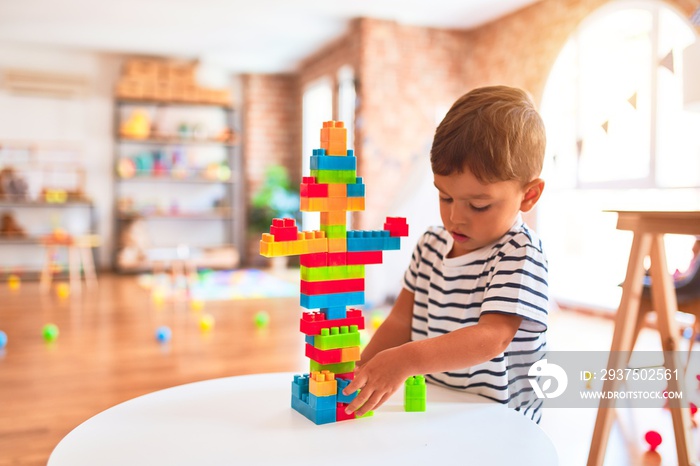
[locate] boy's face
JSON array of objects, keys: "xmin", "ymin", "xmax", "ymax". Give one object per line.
[{"xmin": 434, "ymin": 169, "xmax": 543, "ymax": 258}]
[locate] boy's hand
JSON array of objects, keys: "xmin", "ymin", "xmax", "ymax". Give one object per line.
[{"xmin": 342, "ymin": 346, "xmax": 409, "ymax": 417}]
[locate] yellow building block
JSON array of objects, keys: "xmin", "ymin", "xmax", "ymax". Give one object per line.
[
  {"xmin": 309, "ymin": 370, "xmax": 337, "ymax": 397},
  {"xmin": 328, "ymin": 237, "xmax": 347, "ymax": 253}
]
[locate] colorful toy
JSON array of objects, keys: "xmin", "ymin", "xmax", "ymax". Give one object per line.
[
  {"xmin": 7, "ymin": 274, "xmax": 20, "ymax": 291},
  {"xmin": 405, "ymin": 375, "xmax": 427, "ymax": 412},
  {"xmin": 155, "ymin": 326, "xmax": 172, "ymax": 343},
  {"xmin": 254, "ymin": 311, "xmax": 270, "ymax": 329},
  {"xmin": 260, "ymin": 121, "xmax": 409, "ymax": 424},
  {"xmin": 56, "ymin": 283, "xmax": 70, "ymax": 299},
  {"xmin": 644, "ymin": 430, "xmax": 662, "ymax": 452},
  {"xmin": 0, "ymin": 330, "xmax": 7, "ymax": 349},
  {"xmin": 199, "ymin": 314, "xmax": 215, "ymax": 332},
  {"xmin": 42, "ymin": 323, "xmax": 59, "ymax": 342}
]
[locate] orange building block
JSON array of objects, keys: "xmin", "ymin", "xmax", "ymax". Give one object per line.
[
  {"xmin": 320, "ymin": 121, "xmax": 347, "ymax": 156},
  {"xmin": 328, "ymin": 238, "xmax": 347, "ymax": 253},
  {"xmin": 309, "ymin": 370, "xmax": 337, "ymax": 397},
  {"xmin": 321, "ymin": 211, "xmax": 346, "ymax": 225}
]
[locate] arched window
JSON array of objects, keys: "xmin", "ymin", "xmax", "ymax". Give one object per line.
[{"xmin": 538, "ymin": 1, "xmax": 699, "ymax": 310}]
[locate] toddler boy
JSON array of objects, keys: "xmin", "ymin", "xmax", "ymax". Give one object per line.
[{"xmin": 343, "ymin": 86, "xmax": 549, "ymax": 423}]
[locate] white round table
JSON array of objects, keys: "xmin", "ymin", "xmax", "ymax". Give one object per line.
[{"xmin": 49, "ymin": 372, "xmax": 558, "ymax": 465}]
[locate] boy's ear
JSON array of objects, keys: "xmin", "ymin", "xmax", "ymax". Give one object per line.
[{"xmin": 520, "ymin": 178, "xmax": 545, "ymax": 212}]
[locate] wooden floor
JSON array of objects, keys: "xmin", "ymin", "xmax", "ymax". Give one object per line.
[{"xmin": 1, "ymin": 272, "xmax": 699, "ymax": 465}]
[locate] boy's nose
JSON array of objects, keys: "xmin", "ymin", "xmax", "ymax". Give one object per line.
[{"xmin": 450, "ymin": 205, "xmax": 468, "ymax": 225}]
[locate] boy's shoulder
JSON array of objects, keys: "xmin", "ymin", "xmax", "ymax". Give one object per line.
[{"xmin": 498, "ymin": 221, "xmax": 546, "ymax": 257}]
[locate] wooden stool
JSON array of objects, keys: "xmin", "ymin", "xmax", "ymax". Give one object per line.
[{"xmin": 40, "ymin": 234, "xmax": 100, "ymax": 294}]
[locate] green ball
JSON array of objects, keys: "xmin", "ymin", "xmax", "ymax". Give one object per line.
[
  {"xmin": 42, "ymin": 323, "xmax": 59, "ymax": 342},
  {"xmin": 254, "ymin": 311, "xmax": 270, "ymax": 328}
]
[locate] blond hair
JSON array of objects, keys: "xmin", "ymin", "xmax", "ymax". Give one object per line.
[{"xmin": 430, "ymin": 86, "xmax": 546, "ymax": 183}]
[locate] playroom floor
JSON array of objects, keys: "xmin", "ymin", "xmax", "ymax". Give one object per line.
[{"xmin": 0, "ymin": 273, "xmax": 699, "ymax": 466}]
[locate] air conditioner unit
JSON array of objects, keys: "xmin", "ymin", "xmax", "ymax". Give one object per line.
[{"xmin": 2, "ymin": 68, "xmax": 89, "ymax": 98}]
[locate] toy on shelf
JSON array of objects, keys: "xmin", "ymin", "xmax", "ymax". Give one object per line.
[
  {"xmin": 0, "ymin": 167, "xmax": 28, "ymax": 201},
  {"xmin": 120, "ymin": 109, "xmax": 151, "ymax": 140},
  {"xmin": 1, "ymin": 212, "xmax": 26, "ymax": 238},
  {"xmin": 260, "ymin": 121, "xmax": 409, "ymax": 424}
]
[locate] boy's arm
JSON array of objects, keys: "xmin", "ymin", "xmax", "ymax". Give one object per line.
[
  {"xmin": 358, "ymin": 287, "xmax": 415, "ymax": 366},
  {"xmin": 343, "ymin": 312, "xmax": 523, "ymax": 416}
]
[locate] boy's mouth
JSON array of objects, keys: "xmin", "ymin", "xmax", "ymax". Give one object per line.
[{"xmin": 451, "ymin": 231, "xmax": 470, "ymax": 243}]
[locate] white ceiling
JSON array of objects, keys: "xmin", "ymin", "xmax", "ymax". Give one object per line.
[{"xmin": 0, "ymin": 0, "xmax": 539, "ymax": 73}]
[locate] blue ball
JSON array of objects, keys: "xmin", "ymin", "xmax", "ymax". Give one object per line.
[
  {"xmin": 682, "ymin": 327, "xmax": 694, "ymax": 340},
  {"xmin": 0, "ymin": 330, "xmax": 7, "ymax": 349},
  {"xmin": 155, "ymin": 326, "xmax": 172, "ymax": 343}
]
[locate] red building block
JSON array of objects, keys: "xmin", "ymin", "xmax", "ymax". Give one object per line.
[
  {"xmin": 328, "ymin": 252, "xmax": 347, "ymax": 266},
  {"xmin": 270, "ymin": 217, "xmax": 299, "ymax": 241},
  {"xmin": 346, "ymin": 251, "xmax": 383, "ymax": 265},
  {"xmin": 299, "ymin": 309, "xmax": 365, "ymax": 335},
  {"xmin": 300, "ymin": 252, "xmax": 328, "ymax": 268},
  {"xmin": 383, "ymin": 217, "xmax": 409, "ymax": 237},
  {"xmin": 300, "ymin": 177, "xmax": 328, "ymax": 198},
  {"xmin": 306, "ymin": 344, "xmax": 343, "ymax": 364},
  {"xmin": 336, "ymin": 372, "xmax": 355, "ymax": 380},
  {"xmin": 336, "ymin": 403, "xmax": 355, "ymax": 422},
  {"xmin": 300, "ymin": 278, "xmax": 364, "ymax": 295}
]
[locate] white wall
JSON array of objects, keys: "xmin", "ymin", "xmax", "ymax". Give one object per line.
[{"xmin": 0, "ymin": 41, "xmax": 118, "ymax": 270}]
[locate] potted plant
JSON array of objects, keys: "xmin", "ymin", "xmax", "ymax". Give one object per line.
[{"xmin": 248, "ymin": 165, "xmax": 300, "ymax": 268}]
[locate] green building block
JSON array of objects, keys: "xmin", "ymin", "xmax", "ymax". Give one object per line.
[
  {"xmin": 320, "ymin": 224, "xmax": 347, "ymax": 239},
  {"xmin": 300, "ymin": 265, "xmax": 365, "ymax": 282},
  {"xmin": 311, "ymin": 169, "xmax": 357, "ymax": 184},
  {"xmin": 314, "ymin": 325, "xmax": 360, "ymax": 350},
  {"xmin": 310, "ymin": 359, "xmax": 356, "ymax": 374},
  {"xmin": 404, "ymin": 375, "xmax": 426, "ymax": 412}
]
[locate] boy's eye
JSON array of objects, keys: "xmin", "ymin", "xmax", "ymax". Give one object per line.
[
  {"xmin": 439, "ymin": 196, "xmax": 452, "ymax": 203},
  {"xmin": 470, "ymin": 204, "xmax": 491, "ymax": 212}
]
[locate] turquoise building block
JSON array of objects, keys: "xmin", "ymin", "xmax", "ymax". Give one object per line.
[
  {"xmin": 310, "ymin": 151, "xmax": 357, "ymax": 171},
  {"xmin": 346, "ymin": 177, "xmax": 365, "ymax": 197},
  {"xmin": 336, "ymin": 378, "xmax": 358, "ymax": 404},
  {"xmin": 301, "ymin": 291, "xmax": 365, "ymax": 309},
  {"xmin": 309, "ymin": 392, "xmax": 337, "ymax": 410},
  {"xmin": 292, "ymin": 395, "xmax": 337, "ymax": 425}
]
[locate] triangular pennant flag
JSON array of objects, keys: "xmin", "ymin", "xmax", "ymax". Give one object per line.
[
  {"xmin": 576, "ymin": 138, "xmax": 584, "ymax": 158},
  {"xmin": 659, "ymin": 51, "xmax": 674, "ymax": 73},
  {"xmin": 690, "ymin": 6, "xmax": 700, "ymax": 26},
  {"xmin": 627, "ymin": 92, "xmax": 637, "ymax": 109},
  {"xmin": 601, "ymin": 121, "xmax": 609, "ymax": 134}
]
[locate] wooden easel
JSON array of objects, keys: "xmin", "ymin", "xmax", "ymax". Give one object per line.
[{"xmin": 588, "ymin": 211, "xmax": 700, "ymax": 466}]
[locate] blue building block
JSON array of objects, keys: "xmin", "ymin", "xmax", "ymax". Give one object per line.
[
  {"xmin": 346, "ymin": 177, "xmax": 365, "ymax": 197},
  {"xmin": 291, "ymin": 395, "xmax": 337, "ymax": 425},
  {"xmin": 384, "ymin": 236, "xmax": 400, "ymax": 250},
  {"xmin": 346, "ymin": 230, "xmax": 389, "ymax": 252},
  {"xmin": 292, "ymin": 374, "xmax": 310, "ymax": 399},
  {"xmin": 309, "ymin": 392, "xmax": 338, "ymax": 410},
  {"xmin": 325, "ymin": 306, "xmax": 347, "ymax": 319},
  {"xmin": 336, "ymin": 378, "xmax": 358, "ymax": 404},
  {"xmin": 305, "ymin": 335, "xmax": 315, "ymax": 345},
  {"xmin": 310, "ymin": 152, "xmax": 357, "ymax": 171},
  {"xmin": 301, "ymin": 291, "xmax": 365, "ymax": 309}
]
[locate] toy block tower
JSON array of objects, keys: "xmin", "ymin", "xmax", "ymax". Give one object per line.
[{"xmin": 260, "ymin": 120, "xmax": 409, "ymax": 424}]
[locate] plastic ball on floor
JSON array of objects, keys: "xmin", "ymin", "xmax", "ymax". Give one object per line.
[
  {"xmin": 56, "ymin": 283, "xmax": 70, "ymax": 299},
  {"xmin": 199, "ymin": 314, "xmax": 215, "ymax": 332},
  {"xmin": 155, "ymin": 326, "xmax": 172, "ymax": 343},
  {"xmin": 7, "ymin": 274, "xmax": 20, "ymax": 291},
  {"xmin": 370, "ymin": 311, "xmax": 385, "ymax": 330},
  {"xmin": 42, "ymin": 324, "xmax": 60, "ymax": 342},
  {"xmin": 644, "ymin": 430, "xmax": 662, "ymax": 452},
  {"xmin": 254, "ymin": 311, "xmax": 270, "ymax": 329},
  {"xmin": 190, "ymin": 299, "xmax": 204, "ymax": 312},
  {"xmin": 0, "ymin": 330, "xmax": 7, "ymax": 349}
]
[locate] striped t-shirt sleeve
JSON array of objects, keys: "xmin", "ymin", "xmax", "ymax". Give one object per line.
[
  {"xmin": 403, "ymin": 232, "xmax": 427, "ymax": 293},
  {"xmin": 480, "ymin": 235, "xmax": 548, "ymax": 333}
]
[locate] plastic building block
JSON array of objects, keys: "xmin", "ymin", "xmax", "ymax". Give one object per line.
[
  {"xmin": 311, "ymin": 151, "xmax": 357, "ymax": 171},
  {"xmin": 347, "ymin": 230, "xmax": 389, "ymax": 252},
  {"xmin": 325, "ymin": 306, "xmax": 347, "ymax": 320},
  {"xmin": 313, "ymin": 325, "xmax": 361, "ymax": 350},
  {"xmin": 299, "ymin": 309, "xmax": 365, "ymax": 335},
  {"xmin": 346, "ymin": 177, "xmax": 365, "ymax": 198},
  {"xmin": 327, "ymin": 237, "xmax": 347, "ymax": 253},
  {"xmin": 346, "ymin": 197, "xmax": 365, "ymax": 211},
  {"xmin": 320, "ymin": 211, "xmax": 346, "ymax": 224},
  {"xmin": 327, "ymin": 183, "xmax": 347, "ymax": 198},
  {"xmin": 320, "ymin": 224, "xmax": 346, "ymax": 239},
  {"xmin": 300, "ymin": 265, "xmax": 364, "ymax": 282},
  {"xmin": 320, "ymin": 120, "xmax": 347, "ymax": 156},
  {"xmin": 300, "ymin": 252, "xmax": 328, "ymax": 268},
  {"xmin": 292, "ymin": 395, "xmax": 336, "ymax": 425},
  {"xmin": 328, "ymin": 252, "xmax": 347, "ymax": 266},
  {"xmin": 309, "ymin": 392, "xmax": 337, "ymax": 410},
  {"xmin": 311, "ymin": 169, "xmax": 357, "ymax": 184},
  {"xmin": 301, "ymin": 291, "xmax": 364, "ymax": 309},
  {"xmin": 405, "ymin": 375, "xmax": 427, "ymax": 412},
  {"xmin": 300, "ymin": 278, "xmax": 364, "ymax": 295},
  {"xmin": 292, "ymin": 374, "xmax": 310, "ymax": 399},
  {"xmin": 310, "ymin": 359, "xmax": 355, "ymax": 374},
  {"xmin": 384, "ymin": 217, "xmax": 409, "ymax": 237},
  {"xmin": 346, "ymin": 251, "xmax": 383, "ymax": 265},
  {"xmin": 309, "ymin": 370, "xmax": 338, "ymax": 397},
  {"xmin": 306, "ymin": 343, "xmax": 360, "ymax": 365},
  {"xmin": 336, "ymin": 378, "xmax": 358, "ymax": 404}
]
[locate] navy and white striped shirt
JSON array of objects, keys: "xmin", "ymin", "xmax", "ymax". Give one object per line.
[{"xmin": 403, "ymin": 217, "xmax": 548, "ymax": 423}]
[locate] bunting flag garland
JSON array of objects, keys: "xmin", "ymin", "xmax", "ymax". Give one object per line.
[
  {"xmin": 627, "ymin": 92, "xmax": 637, "ymax": 109},
  {"xmin": 601, "ymin": 120, "xmax": 609, "ymax": 134},
  {"xmin": 659, "ymin": 50, "xmax": 675, "ymax": 73}
]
